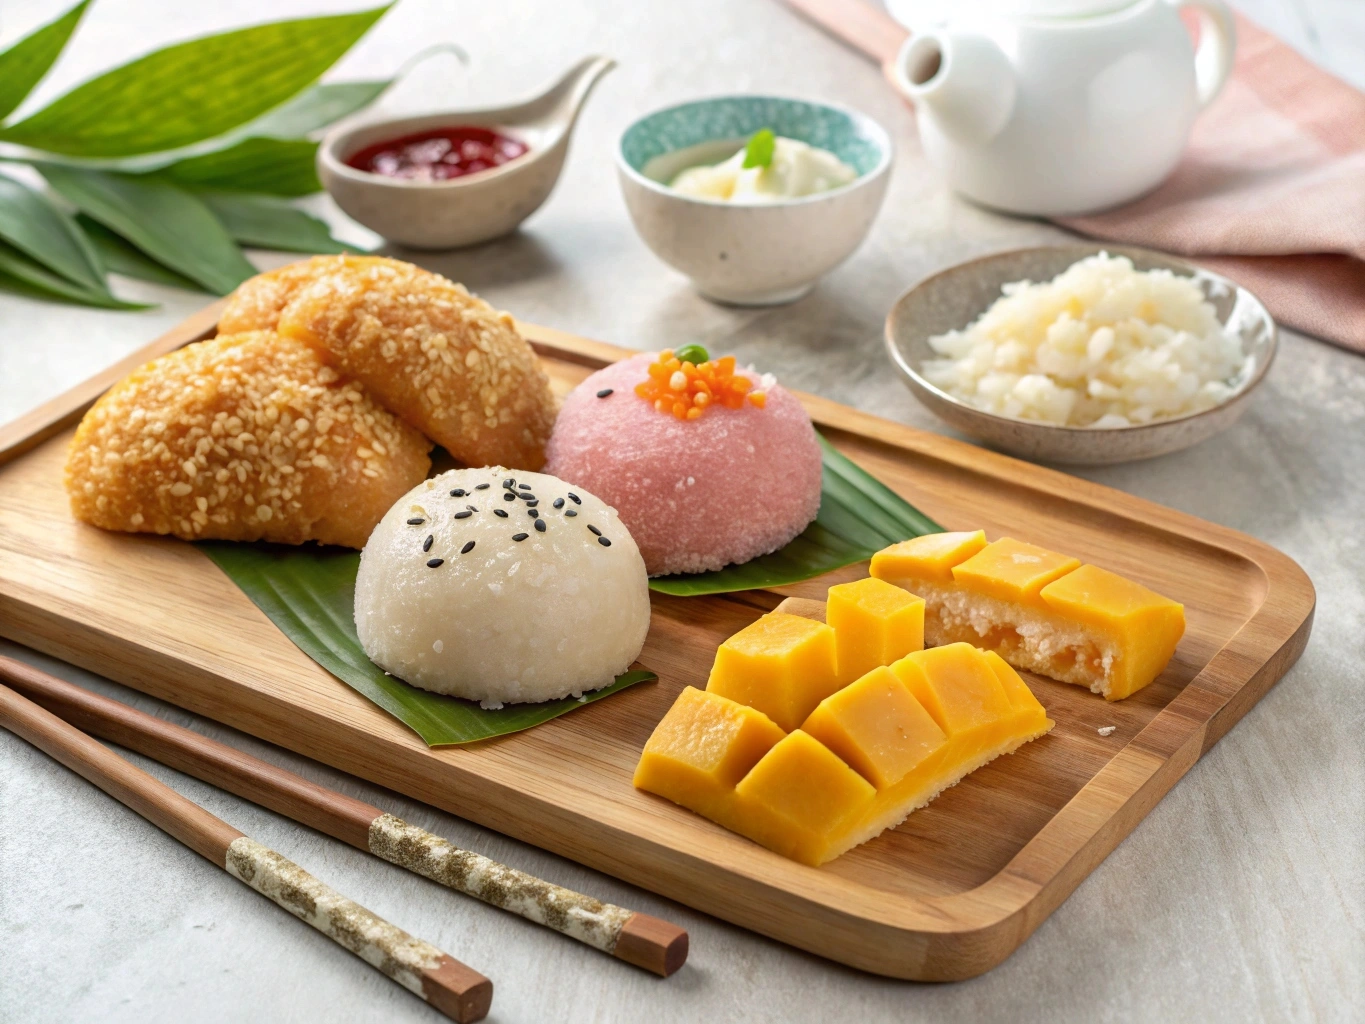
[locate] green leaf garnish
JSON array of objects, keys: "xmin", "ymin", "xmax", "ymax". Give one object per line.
[
  {"xmin": 674, "ymin": 344, "xmax": 709, "ymax": 365},
  {"xmin": 199, "ymin": 542, "xmax": 657, "ymax": 747},
  {"xmin": 0, "ymin": 239, "xmax": 148, "ymax": 309},
  {"xmin": 649, "ymin": 434, "xmax": 942, "ymax": 596},
  {"xmin": 37, "ymin": 165, "xmax": 256, "ymax": 295},
  {"xmin": 0, "ymin": 173, "xmax": 107, "ymax": 294},
  {"xmin": 198, "ymin": 192, "xmax": 355, "ymax": 254},
  {"xmin": 742, "ymin": 128, "xmax": 777, "ymax": 170},
  {"xmin": 153, "ymin": 138, "xmax": 323, "ymax": 197},
  {"xmin": 75, "ymin": 215, "xmax": 205, "ymax": 291},
  {"xmin": 0, "ymin": 6, "xmax": 391, "ymax": 157},
  {"xmin": 0, "ymin": 0, "xmax": 90, "ymax": 121}
]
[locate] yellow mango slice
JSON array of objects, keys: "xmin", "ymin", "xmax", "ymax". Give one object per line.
[
  {"xmin": 706, "ymin": 612, "xmax": 840, "ymax": 732},
  {"xmin": 1040, "ymin": 563, "xmax": 1185, "ymax": 700},
  {"xmin": 981, "ymin": 650, "xmax": 1051, "ymax": 730},
  {"xmin": 801, "ymin": 666, "xmax": 947, "ymax": 789},
  {"xmin": 633, "ymin": 686, "xmax": 785, "ymax": 820},
  {"xmin": 826, "ymin": 576, "xmax": 926, "ymax": 684},
  {"xmin": 732, "ymin": 730, "xmax": 876, "ymax": 865},
  {"xmin": 951, "ymin": 538, "xmax": 1081, "ymax": 606},
  {"xmin": 891, "ymin": 643, "xmax": 1015, "ymax": 736},
  {"xmin": 870, "ymin": 530, "xmax": 986, "ymax": 583}
]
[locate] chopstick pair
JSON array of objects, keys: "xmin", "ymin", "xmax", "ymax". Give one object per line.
[{"xmin": 0, "ymin": 656, "xmax": 688, "ymax": 1023}]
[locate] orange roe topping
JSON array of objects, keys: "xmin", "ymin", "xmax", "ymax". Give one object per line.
[{"xmin": 634, "ymin": 350, "xmax": 767, "ymax": 421}]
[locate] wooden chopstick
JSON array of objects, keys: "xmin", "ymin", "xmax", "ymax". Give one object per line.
[
  {"xmin": 0, "ymin": 679, "xmax": 492, "ymax": 1023},
  {"xmin": 0, "ymin": 655, "xmax": 689, "ymax": 977}
]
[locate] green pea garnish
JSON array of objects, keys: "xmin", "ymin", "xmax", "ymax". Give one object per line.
[{"xmin": 674, "ymin": 344, "xmax": 709, "ymax": 365}]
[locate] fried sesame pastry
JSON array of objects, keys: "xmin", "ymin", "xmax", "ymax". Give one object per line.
[
  {"xmin": 274, "ymin": 255, "xmax": 557, "ymax": 470},
  {"xmin": 65, "ymin": 331, "xmax": 432, "ymax": 549},
  {"xmin": 217, "ymin": 255, "xmax": 392, "ymax": 334}
]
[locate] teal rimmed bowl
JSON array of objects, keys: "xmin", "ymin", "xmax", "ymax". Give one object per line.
[{"xmin": 617, "ymin": 95, "xmax": 893, "ymax": 305}]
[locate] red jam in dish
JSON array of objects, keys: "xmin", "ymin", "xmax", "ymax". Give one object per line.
[{"xmin": 345, "ymin": 126, "xmax": 529, "ymax": 181}]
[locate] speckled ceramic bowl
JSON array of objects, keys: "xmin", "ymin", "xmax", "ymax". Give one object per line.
[
  {"xmin": 886, "ymin": 244, "xmax": 1278, "ymax": 465},
  {"xmin": 617, "ymin": 95, "xmax": 892, "ymax": 305}
]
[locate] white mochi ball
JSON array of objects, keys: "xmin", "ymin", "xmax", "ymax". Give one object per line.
[{"xmin": 355, "ymin": 468, "xmax": 650, "ymax": 706}]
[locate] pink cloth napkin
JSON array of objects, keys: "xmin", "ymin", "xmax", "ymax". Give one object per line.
[{"xmin": 785, "ymin": 0, "xmax": 1365, "ymax": 352}]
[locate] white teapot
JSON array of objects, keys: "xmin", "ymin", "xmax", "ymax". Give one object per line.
[{"xmin": 891, "ymin": 0, "xmax": 1235, "ymax": 216}]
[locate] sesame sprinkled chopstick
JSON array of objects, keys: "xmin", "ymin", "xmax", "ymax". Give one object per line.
[{"xmin": 0, "ymin": 658, "xmax": 687, "ymax": 978}]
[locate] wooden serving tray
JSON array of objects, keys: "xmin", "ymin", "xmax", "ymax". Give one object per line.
[{"xmin": 0, "ymin": 307, "xmax": 1314, "ymax": 980}]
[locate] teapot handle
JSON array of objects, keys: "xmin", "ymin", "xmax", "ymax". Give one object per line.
[{"xmin": 1169, "ymin": 0, "xmax": 1237, "ymax": 109}]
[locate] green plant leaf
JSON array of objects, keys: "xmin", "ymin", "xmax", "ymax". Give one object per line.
[
  {"xmin": 246, "ymin": 79, "xmax": 392, "ymax": 139},
  {"xmin": 649, "ymin": 434, "xmax": 943, "ymax": 596},
  {"xmin": 0, "ymin": 239, "xmax": 147, "ymax": 308},
  {"xmin": 0, "ymin": 171, "xmax": 106, "ymax": 291},
  {"xmin": 154, "ymin": 137, "xmax": 321, "ymax": 196},
  {"xmin": 198, "ymin": 542, "xmax": 657, "ymax": 747},
  {"xmin": 37, "ymin": 164, "xmax": 255, "ymax": 294},
  {"xmin": 0, "ymin": 1, "xmax": 90, "ymax": 121},
  {"xmin": 75, "ymin": 214, "xmax": 204, "ymax": 290},
  {"xmin": 0, "ymin": 6, "xmax": 391, "ymax": 157},
  {"xmin": 742, "ymin": 128, "xmax": 776, "ymax": 170},
  {"xmin": 199, "ymin": 191, "xmax": 355, "ymax": 253}
]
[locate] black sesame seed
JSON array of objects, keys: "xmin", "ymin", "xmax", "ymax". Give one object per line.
[
  {"xmin": 526, "ymin": 500, "xmax": 539, "ymax": 508},
  {"xmin": 503, "ymin": 478, "xmax": 515, "ymax": 488},
  {"xmin": 598, "ymin": 536, "xmax": 611, "ymax": 547},
  {"xmin": 587, "ymin": 524, "xmax": 602, "ymax": 536},
  {"xmin": 422, "ymin": 534, "xmax": 434, "ymax": 552},
  {"xmin": 564, "ymin": 509, "xmax": 577, "ymax": 517},
  {"xmin": 494, "ymin": 509, "xmax": 508, "ymax": 518},
  {"xmin": 407, "ymin": 517, "xmax": 425, "ymax": 525},
  {"xmin": 512, "ymin": 532, "xmax": 529, "ymax": 542},
  {"xmin": 553, "ymin": 498, "xmax": 565, "ymax": 509},
  {"xmin": 450, "ymin": 488, "xmax": 466, "ymax": 497},
  {"xmin": 461, "ymin": 540, "xmax": 475, "ymax": 554},
  {"xmin": 596, "ymin": 388, "xmax": 614, "ymax": 399},
  {"xmin": 518, "ymin": 483, "xmax": 532, "ymax": 490},
  {"xmin": 503, "ymin": 492, "xmax": 515, "ymax": 501},
  {"xmin": 528, "ymin": 508, "xmax": 539, "ymax": 518},
  {"xmin": 568, "ymin": 493, "xmax": 581, "ymax": 505},
  {"xmin": 518, "ymin": 492, "xmax": 535, "ymax": 501},
  {"xmin": 534, "ymin": 519, "xmax": 547, "ymax": 533},
  {"xmin": 475, "ymin": 483, "xmax": 491, "ymax": 490},
  {"xmin": 454, "ymin": 510, "xmax": 473, "ymax": 519},
  {"xmin": 427, "ymin": 558, "xmax": 444, "ymax": 568},
  {"xmin": 467, "ymin": 504, "xmax": 478, "ymax": 512}
]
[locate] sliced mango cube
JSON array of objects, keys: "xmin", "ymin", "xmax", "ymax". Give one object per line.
[
  {"xmin": 801, "ymin": 666, "xmax": 947, "ymax": 789},
  {"xmin": 706, "ymin": 612, "xmax": 840, "ymax": 732},
  {"xmin": 732, "ymin": 730, "xmax": 876, "ymax": 864},
  {"xmin": 870, "ymin": 530, "xmax": 987, "ymax": 583},
  {"xmin": 951, "ymin": 538, "xmax": 1081, "ymax": 606},
  {"xmin": 1039, "ymin": 564, "xmax": 1185, "ymax": 701},
  {"xmin": 633, "ymin": 686, "xmax": 785, "ymax": 820},
  {"xmin": 826, "ymin": 576, "xmax": 925, "ymax": 684},
  {"xmin": 891, "ymin": 643, "xmax": 1014, "ymax": 735}
]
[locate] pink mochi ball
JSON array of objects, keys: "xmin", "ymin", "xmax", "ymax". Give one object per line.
[{"xmin": 544, "ymin": 353, "xmax": 823, "ymax": 576}]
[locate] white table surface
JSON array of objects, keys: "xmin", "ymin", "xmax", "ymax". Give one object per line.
[{"xmin": 1, "ymin": 1, "xmax": 1361, "ymax": 1022}]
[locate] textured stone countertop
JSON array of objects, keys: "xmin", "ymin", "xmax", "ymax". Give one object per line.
[{"xmin": 1, "ymin": 1, "xmax": 1361, "ymax": 1022}]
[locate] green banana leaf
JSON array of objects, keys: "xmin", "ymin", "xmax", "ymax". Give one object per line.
[
  {"xmin": 0, "ymin": 7, "xmax": 390, "ymax": 157},
  {"xmin": 0, "ymin": 1, "xmax": 90, "ymax": 121},
  {"xmin": 199, "ymin": 542, "xmax": 657, "ymax": 747},
  {"xmin": 648, "ymin": 434, "xmax": 943, "ymax": 596}
]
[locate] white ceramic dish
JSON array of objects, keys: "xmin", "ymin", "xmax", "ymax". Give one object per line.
[
  {"xmin": 616, "ymin": 95, "xmax": 892, "ymax": 306},
  {"xmin": 885, "ymin": 244, "xmax": 1277, "ymax": 464},
  {"xmin": 319, "ymin": 56, "xmax": 614, "ymax": 249}
]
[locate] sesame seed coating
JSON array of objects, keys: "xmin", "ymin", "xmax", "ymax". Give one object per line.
[
  {"xmin": 231, "ymin": 256, "xmax": 556, "ymax": 471},
  {"xmin": 64, "ymin": 331, "xmax": 431, "ymax": 549}
]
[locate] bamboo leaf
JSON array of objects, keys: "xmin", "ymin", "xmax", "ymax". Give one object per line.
[
  {"xmin": 0, "ymin": 172, "xmax": 106, "ymax": 291},
  {"xmin": 0, "ymin": 0, "xmax": 90, "ymax": 121},
  {"xmin": 648, "ymin": 435, "xmax": 943, "ymax": 596},
  {"xmin": 246, "ymin": 79, "xmax": 392, "ymax": 139},
  {"xmin": 198, "ymin": 192, "xmax": 355, "ymax": 254},
  {"xmin": 0, "ymin": 239, "xmax": 147, "ymax": 308},
  {"xmin": 75, "ymin": 214, "xmax": 205, "ymax": 290},
  {"xmin": 37, "ymin": 164, "xmax": 256, "ymax": 294},
  {"xmin": 0, "ymin": 7, "xmax": 390, "ymax": 157},
  {"xmin": 198, "ymin": 542, "xmax": 657, "ymax": 747},
  {"xmin": 156, "ymin": 138, "xmax": 321, "ymax": 197}
]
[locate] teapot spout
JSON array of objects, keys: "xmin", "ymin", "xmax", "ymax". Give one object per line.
[{"xmin": 894, "ymin": 31, "xmax": 1016, "ymax": 147}]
